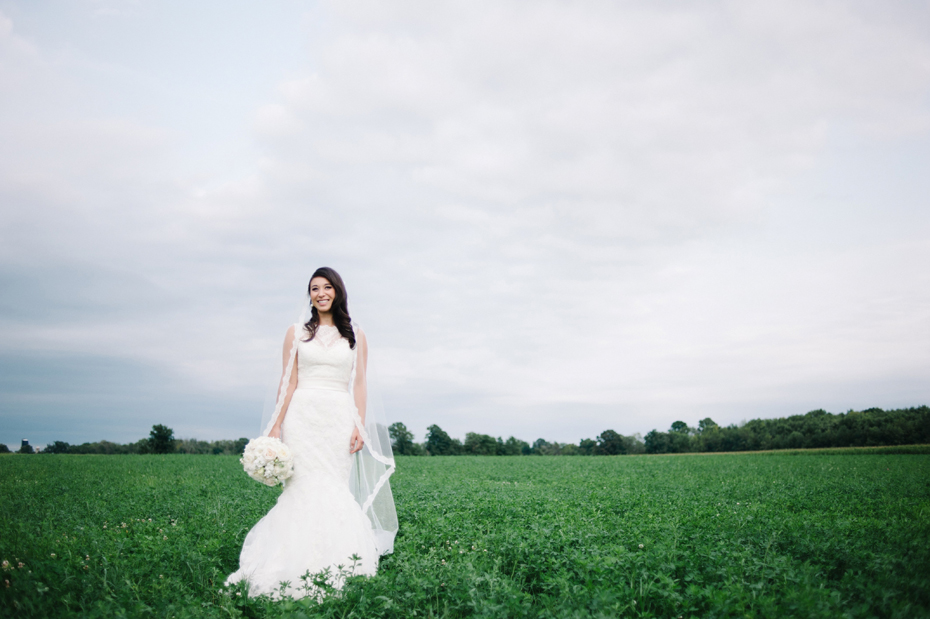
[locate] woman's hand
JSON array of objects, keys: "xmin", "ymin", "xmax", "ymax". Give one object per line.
[
  {"xmin": 269, "ymin": 426, "xmax": 282, "ymax": 440},
  {"xmin": 349, "ymin": 427, "xmax": 364, "ymax": 454}
]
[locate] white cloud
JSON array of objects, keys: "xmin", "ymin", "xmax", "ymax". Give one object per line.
[{"xmin": 234, "ymin": 1, "xmax": 930, "ymax": 433}]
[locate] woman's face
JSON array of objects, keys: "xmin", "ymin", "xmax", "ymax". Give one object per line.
[{"xmin": 309, "ymin": 277, "xmax": 336, "ymax": 313}]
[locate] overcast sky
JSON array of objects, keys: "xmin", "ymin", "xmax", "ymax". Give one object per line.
[{"xmin": 1, "ymin": 0, "xmax": 928, "ymax": 448}]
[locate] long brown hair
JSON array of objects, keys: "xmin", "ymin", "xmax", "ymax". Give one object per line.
[{"xmin": 303, "ymin": 267, "xmax": 356, "ymax": 349}]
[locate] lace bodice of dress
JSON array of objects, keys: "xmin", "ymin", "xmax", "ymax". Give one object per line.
[{"xmin": 296, "ymin": 325, "xmax": 353, "ymax": 391}]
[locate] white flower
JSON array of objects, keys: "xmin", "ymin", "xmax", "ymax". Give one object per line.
[{"xmin": 241, "ymin": 437, "xmax": 293, "ymax": 486}]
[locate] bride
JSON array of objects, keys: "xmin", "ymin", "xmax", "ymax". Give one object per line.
[{"xmin": 226, "ymin": 267, "xmax": 397, "ymax": 598}]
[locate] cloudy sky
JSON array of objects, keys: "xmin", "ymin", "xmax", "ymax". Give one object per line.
[{"xmin": 1, "ymin": 0, "xmax": 928, "ymax": 448}]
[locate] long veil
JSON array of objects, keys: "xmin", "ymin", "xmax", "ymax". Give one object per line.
[{"xmin": 258, "ymin": 296, "xmax": 398, "ymax": 556}]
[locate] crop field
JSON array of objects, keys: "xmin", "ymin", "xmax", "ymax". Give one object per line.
[{"xmin": 1, "ymin": 452, "xmax": 929, "ymax": 619}]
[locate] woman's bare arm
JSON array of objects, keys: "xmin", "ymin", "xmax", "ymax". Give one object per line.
[
  {"xmin": 349, "ymin": 328, "xmax": 368, "ymax": 453},
  {"xmin": 269, "ymin": 325, "xmax": 299, "ymax": 439},
  {"xmin": 353, "ymin": 328, "xmax": 368, "ymax": 425}
]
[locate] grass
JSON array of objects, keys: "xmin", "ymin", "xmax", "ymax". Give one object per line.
[{"xmin": 1, "ymin": 452, "xmax": 929, "ymax": 618}]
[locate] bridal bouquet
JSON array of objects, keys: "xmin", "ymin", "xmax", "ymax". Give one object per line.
[{"xmin": 240, "ymin": 437, "xmax": 294, "ymax": 486}]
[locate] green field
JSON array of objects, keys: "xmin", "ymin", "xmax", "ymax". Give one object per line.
[{"xmin": 1, "ymin": 453, "xmax": 929, "ymax": 618}]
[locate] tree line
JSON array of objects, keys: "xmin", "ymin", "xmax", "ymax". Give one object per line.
[
  {"xmin": 642, "ymin": 406, "xmax": 930, "ymax": 453},
  {"xmin": 388, "ymin": 423, "xmax": 646, "ymax": 456},
  {"xmin": 388, "ymin": 405, "xmax": 929, "ymax": 456},
  {"xmin": 1, "ymin": 425, "xmax": 249, "ymax": 456},
  {"xmin": 4, "ymin": 406, "xmax": 925, "ymax": 456}
]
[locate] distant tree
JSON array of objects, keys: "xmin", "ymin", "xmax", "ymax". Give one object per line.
[
  {"xmin": 389, "ymin": 422, "xmax": 421, "ymax": 455},
  {"xmin": 538, "ymin": 441, "xmax": 569, "ymax": 455},
  {"xmin": 697, "ymin": 418, "xmax": 718, "ymax": 434},
  {"xmin": 213, "ymin": 441, "xmax": 227, "ymax": 454},
  {"xmin": 645, "ymin": 406, "xmax": 930, "ymax": 454},
  {"xmin": 148, "ymin": 425, "xmax": 176, "ymax": 454},
  {"xmin": 176, "ymin": 438, "xmax": 211, "ymax": 454},
  {"xmin": 644, "ymin": 429, "xmax": 670, "ymax": 454},
  {"xmin": 622, "ymin": 433, "xmax": 646, "ymax": 454},
  {"xmin": 234, "ymin": 438, "xmax": 249, "ymax": 455},
  {"xmin": 531, "ymin": 438, "xmax": 549, "ymax": 455},
  {"xmin": 500, "ymin": 436, "xmax": 529, "ymax": 456},
  {"xmin": 171, "ymin": 438, "xmax": 235, "ymax": 455},
  {"xmin": 69, "ymin": 440, "xmax": 137, "ymax": 455},
  {"xmin": 426, "ymin": 425, "xmax": 461, "ymax": 455},
  {"xmin": 578, "ymin": 438, "xmax": 597, "ymax": 455},
  {"xmin": 664, "ymin": 421, "xmax": 692, "ymax": 452},
  {"xmin": 464, "ymin": 432, "xmax": 499, "ymax": 455},
  {"xmin": 561, "ymin": 443, "xmax": 579, "ymax": 455},
  {"xmin": 44, "ymin": 441, "xmax": 71, "ymax": 454},
  {"xmin": 130, "ymin": 439, "xmax": 151, "ymax": 454},
  {"xmin": 596, "ymin": 430, "xmax": 626, "ymax": 455},
  {"xmin": 0, "ymin": 444, "xmax": 9, "ymax": 454},
  {"xmin": 718, "ymin": 424, "xmax": 753, "ymax": 451},
  {"xmin": 18, "ymin": 440, "xmax": 34, "ymax": 454}
]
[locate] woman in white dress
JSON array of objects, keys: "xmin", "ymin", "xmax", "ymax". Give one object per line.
[{"xmin": 226, "ymin": 267, "xmax": 397, "ymax": 598}]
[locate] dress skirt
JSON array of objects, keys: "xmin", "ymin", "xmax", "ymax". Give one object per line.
[{"xmin": 225, "ymin": 387, "xmax": 379, "ymax": 598}]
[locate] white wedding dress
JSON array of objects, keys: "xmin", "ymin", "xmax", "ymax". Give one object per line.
[{"xmin": 226, "ymin": 325, "xmax": 381, "ymax": 598}]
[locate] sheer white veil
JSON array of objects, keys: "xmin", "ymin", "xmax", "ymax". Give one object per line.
[{"xmin": 258, "ymin": 293, "xmax": 398, "ymax": 556}]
